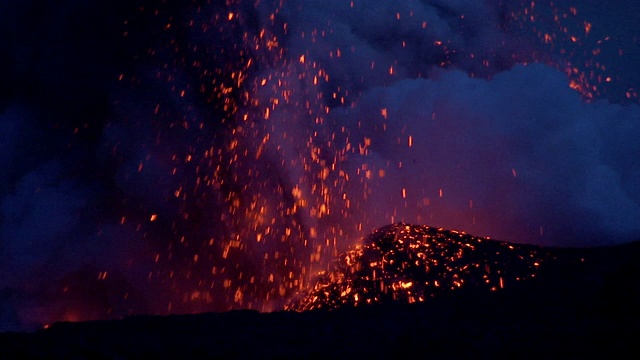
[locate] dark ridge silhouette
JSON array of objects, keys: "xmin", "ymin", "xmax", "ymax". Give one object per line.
[{"xmin": 2, "ymin": 224, "xmax": 640, "ymax": 358}]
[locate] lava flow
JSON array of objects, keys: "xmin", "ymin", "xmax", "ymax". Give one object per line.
[{"xmin": 286, "ymin": 223, "xmax": 554, "ymax": 311}]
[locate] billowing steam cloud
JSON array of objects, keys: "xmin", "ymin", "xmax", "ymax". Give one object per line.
[
  {"xmin": 247, "ymin": 0, "xmax": 640, "ymax": 245},
  {"xmin": 1, "ymin": 0, "xmax": 639, "ymax": 331},
  {"xmin": 336, "ymin": 64, "xmax": 640, "ymax": 245}
]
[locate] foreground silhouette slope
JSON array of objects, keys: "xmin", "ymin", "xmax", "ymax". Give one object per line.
[{"xmin": 2, "ymin": 224, "xmax": 640, "ymax": 358}]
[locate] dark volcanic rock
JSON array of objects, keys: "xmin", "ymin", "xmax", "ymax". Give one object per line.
[{"xmin": 286, "ymin": 223, "xmax": 557, "ymax": 311}]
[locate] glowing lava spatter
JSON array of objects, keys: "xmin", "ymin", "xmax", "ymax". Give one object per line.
[
  {"xmin": 286, "ymin": 223, "xmax": 552, "ymax": 311},
  {"xmin": 504, "ymin": 0, "xmax": 635, "ymax": 102},
  {"xmin": 111, "ymin": 0, "xmax": 635, "ymax": 318}
]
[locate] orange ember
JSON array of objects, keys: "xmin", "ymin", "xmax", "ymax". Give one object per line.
[{"xmin": 286, "ymin": 223, "xmax": 553, "ymax": 311}]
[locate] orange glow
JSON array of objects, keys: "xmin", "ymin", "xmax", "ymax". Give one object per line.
[
  {"xmin": 287, "ymin": 224, "xmax": 552, "ymax": 311},
  {"xmin": 103, "ymin": 0, "xmax": 617, "ymax": 321}
]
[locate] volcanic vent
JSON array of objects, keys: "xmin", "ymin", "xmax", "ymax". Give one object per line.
[{"xmin": 286, "ymin": 223, "xmax": 553, "ymax": 311}]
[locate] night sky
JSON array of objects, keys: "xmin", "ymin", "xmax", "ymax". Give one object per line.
[{"xmin": 1, "ymin": 0, "xmax": 639, "ymax": 331}]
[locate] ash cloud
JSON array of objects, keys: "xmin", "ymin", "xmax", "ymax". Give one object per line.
[
  {"xmin": 262, "ymin": 0, "xmax": 640, "ymax": 245},
  {"xmin": 336, "ymin": 64, "xmax": 640, "ymax": 245},
  {"xmin": 0, "ymin": 0, "xmax": 156, "ymax": 330}
]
